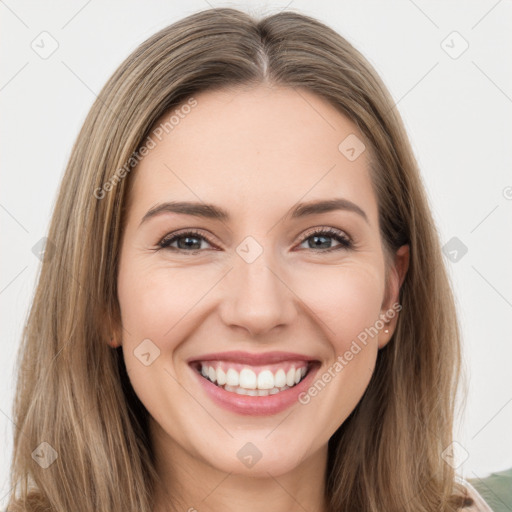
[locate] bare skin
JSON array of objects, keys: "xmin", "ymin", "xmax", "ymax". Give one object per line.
[{"xmin": 114, "ymin": 84, "xmax": 409, "ymax": 512}]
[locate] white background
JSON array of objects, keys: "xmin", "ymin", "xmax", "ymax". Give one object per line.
[{"xmin": 1, "ymin": 0, "xmax": 511, "ymax": 505}]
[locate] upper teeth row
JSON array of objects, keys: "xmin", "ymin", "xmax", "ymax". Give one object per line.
[{"xmin": 201, "ymin": 365, "xmax": 307, "ymax": 390}]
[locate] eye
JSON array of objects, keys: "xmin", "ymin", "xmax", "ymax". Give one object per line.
[
  {"xmin": 157, "ymin": 229, "xmax": 216, "ymax": 253},
  {"xmin": 296, "ymin": 226, "xmax": 353, "ymax": 252}
]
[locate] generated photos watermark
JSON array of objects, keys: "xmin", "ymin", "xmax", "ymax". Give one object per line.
[
  {"xmin": 94, "ymin": 96, "xmax": 198, "ymax": 199},
  {"xmin": 298, "ymin": 302, "xmax": 402, "ymax": 405}
]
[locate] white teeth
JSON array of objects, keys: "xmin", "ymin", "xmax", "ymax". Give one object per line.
[
  {"xmin": 226, "ymin": 368, "xmax": 239, "ymax": 386},
  {"xmin": 225, "ymin": 384, "xmax": 247, "ymax": 395},
  {"xmin": 274, "ymin": 369, "xmax": 286, "ymax": 388},
  {"xmin": 257, "ymin": 370, "xmax": 274, "ymax": 390},
  {"xmin": 198, "ymin": 363, "xmax": 309, "ymax": 394},
  {"xmin": 239, "ymin": 368, "xmax": 257, "ymax": 389},
  {"xmin": 223, "ymin": 384, "xmax": 291, "ymax": 396},
  {"xmin": 270, "ymin": 385, "xmax": 290, "ymax": 394},
  {"xmin": 216, "ymin": 367, "xmax": 226, "ymax": 386}
]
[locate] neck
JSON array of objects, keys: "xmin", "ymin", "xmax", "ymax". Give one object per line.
[{"xmin": 150, "ymin": 420, "xmax": 329, "ymax": 512}]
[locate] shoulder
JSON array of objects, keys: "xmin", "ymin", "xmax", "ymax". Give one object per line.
[{"xmin": 460, "ymin": 479, "xmax": 493, "ymax": 511}]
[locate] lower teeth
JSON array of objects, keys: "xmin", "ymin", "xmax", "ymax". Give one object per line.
[{"xmin": 222, "ymin": 384, "xmax": 292, "ymax": 396}]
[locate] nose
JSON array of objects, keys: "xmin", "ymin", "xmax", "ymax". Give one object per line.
[{"xmin": 218, "ymin": 248, "xmax": 298, "ymax": 338}]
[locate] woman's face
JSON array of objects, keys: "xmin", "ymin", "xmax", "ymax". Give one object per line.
[{"xmin": 116, "ymin": 85, "xmax": 408, "ymax": 478}]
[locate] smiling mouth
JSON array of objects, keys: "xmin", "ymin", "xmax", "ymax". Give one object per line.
[{"xmin": 191, "ymin": 361, "xmax": 313, "ymax": 396}]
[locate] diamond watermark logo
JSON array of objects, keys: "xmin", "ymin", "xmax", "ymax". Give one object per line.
[
  {"xmin": 134, "ymin": 338, "xmax": 160, "ymax": 366},
  {"xmin": 31, "ymin": 31, "xmax": 59, "ymax": 59},
  {"xmin": 31, "ymin": 237, "xmax": 55, "ymax": 262},
  {"xmin": 236, "ymin": 442, "xmax": 262, "ymax": 468},
  {"xmin": 441, "ymin": 441, "xmax": 469, "ymax": 469},
  {"xmin": 442, "ymin": 236, "xmax": 468, "ymax": 263},
  {"xmin": 441, "ymin": 31, "xmax": 469, "ymax": 60},
  {"xmin": 32, "ymin": 442, "xmax": 58, "ymax": 468},
  {"xmin": 338, "ymin": 134, "xmax": 366, "ymax": 162},
  {"xmin": 236, "ymin": 236, "xmax": 263, "ymax": 264}
]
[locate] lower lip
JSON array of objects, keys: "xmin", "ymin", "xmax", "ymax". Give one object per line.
[{"xmin": 190, "ymin": 363, "xmax": 320, "ymax": 416}]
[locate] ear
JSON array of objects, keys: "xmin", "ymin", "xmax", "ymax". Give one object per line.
[
  {"xmin": 107, "ymin": 335, "xmax": 121, "ymax": 349},
  {"xmin": 378, "ymin": 244, "xmax": 409, "ymax": 349},
  {"xmin": 102, "ymin": 307, "xmax": 123, "ymax": 349},
  {"xmin": 108, "ymin": 321, "xmax": 123, "ymax": 348}
]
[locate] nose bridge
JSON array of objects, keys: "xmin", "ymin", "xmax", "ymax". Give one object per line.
[{"xmin": 219, "ymin": 239, "xmax": 296, "ymax": 336}]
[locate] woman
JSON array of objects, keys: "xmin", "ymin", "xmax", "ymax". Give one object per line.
[{"xmin": 6, "ymin": 7, "xmax": 493, "ymax": 512}]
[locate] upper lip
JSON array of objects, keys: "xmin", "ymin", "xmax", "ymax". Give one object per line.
[{"xmin": 187, "ymin": 350, "xmax": 319, "ymax": 365}]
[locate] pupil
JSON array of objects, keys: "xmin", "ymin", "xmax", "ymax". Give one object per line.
[
  {"xmin": 179, "ymin": 236, "xmax": 201, "ymax": 250},
  {"xmin": 311, "ymin": 235, "xmax": 330, "ymax": 249}
]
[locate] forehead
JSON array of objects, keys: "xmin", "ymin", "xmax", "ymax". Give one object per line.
[{"xmin": 128, "ymin": 85, "xmax": 378, "ymax": 227}]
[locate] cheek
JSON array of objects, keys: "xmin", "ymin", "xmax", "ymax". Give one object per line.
[
  {"xmin": 117, "ymin": 259, "xmax": 209, "ymax": 343},
  {"xmin": 293, "ymin": 263, "xmax": 384, "ymax": 351},
  {"xmin": 116, "ymin": 261, "xmax": 196, "ymax": 429}
]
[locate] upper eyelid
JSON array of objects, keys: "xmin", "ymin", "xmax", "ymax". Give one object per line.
[
  {"xmin": 158, "ymin": 228, "xmax": 213, "ymax": 245},
  {"xmin": 301, "ymin": 225, "xmax": 350, "ymax": 239}
]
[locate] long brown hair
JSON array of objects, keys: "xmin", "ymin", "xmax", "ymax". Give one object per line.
[{"xmin": 7, "ymin": 7, "xmax": 473, "ymax": 511}]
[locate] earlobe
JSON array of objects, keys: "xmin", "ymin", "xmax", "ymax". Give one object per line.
[
  {"xmin": 378, "ymin": 322, "xmax": 393, "ymax": 350},
  {"xmin": 108, "ymin": 325, "xmax": 123, "ymax": 348},
  {"xmin": 108, "ymin": 336, "xmax": 119, "ymax": 348},
  {"xmin": 102, "ymin": 307, "xmax": 123, "ymax": 348}
]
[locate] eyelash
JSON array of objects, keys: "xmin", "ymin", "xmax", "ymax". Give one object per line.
[{"xmin": 157, "ymin": 226, "xmax": 354, "ymax": 254}]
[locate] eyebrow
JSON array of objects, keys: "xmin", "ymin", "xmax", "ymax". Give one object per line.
[{"xmin": 139, "ymin": 198, "xmax": 369, "ymax": 226}]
